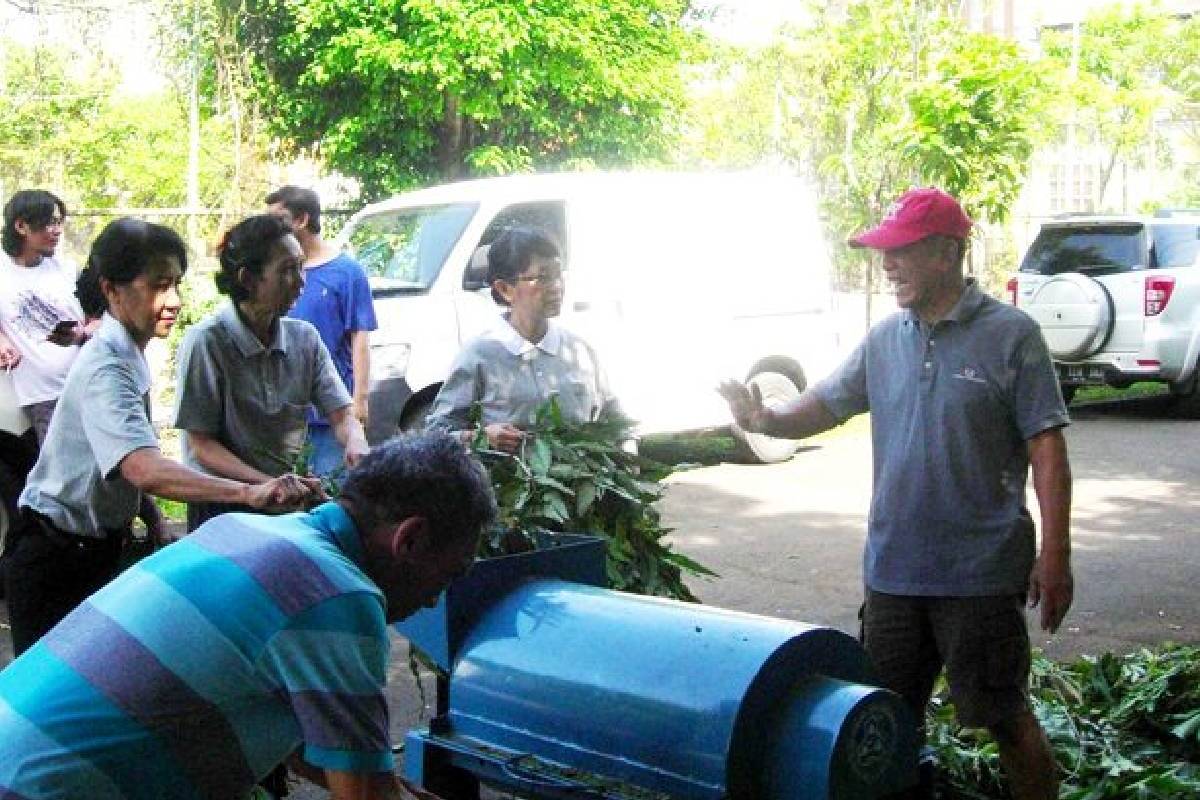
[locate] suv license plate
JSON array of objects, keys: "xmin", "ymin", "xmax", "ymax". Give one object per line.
[{"xmin": 1058, "ymin": 364, "xmax": 1106, "ymax": 385}]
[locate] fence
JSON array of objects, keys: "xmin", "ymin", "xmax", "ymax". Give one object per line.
[{"xmin": 59, "ymin": 207, "xmax": 356, "ymax": 267}]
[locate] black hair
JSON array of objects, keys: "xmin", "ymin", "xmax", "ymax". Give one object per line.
[
  {"xmin": 486, "ymin": 225, "xmax": 562, "ymax": 306},
  {"xmin": 265, "ymin": 185, "xmax": 321, "ymax": 234},
  {"xmin": 215, "ymin": 214, "xmax": 294, "ymax": 304},
  {"xmin": 88, "ymin": 217, "xmax": 188, "ymax": 286},
  {"xmin": 75, "ymin": 265, "xmax": 107, "ymax": 318},
  {"xmin": 3, "ymin": 190, "xmax": 67, "ymax": 257},
  {"xmin": 341, "ymin": 432, "xmax": 497, "ymax": 548}
]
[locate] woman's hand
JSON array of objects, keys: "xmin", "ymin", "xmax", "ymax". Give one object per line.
[
  {"xmin": 0, "ymin": 334, "xmax": 22, "ymax": 369},
  {"xmin": 484, "ymin": 422, "xmax": 526, "ymax": 453},
  {"xmin": 247, "ymin": 473, "xmax": 327, "ymax": 511}
]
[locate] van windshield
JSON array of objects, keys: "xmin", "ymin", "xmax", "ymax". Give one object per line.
[
  {"xmin": 1020, "ymin": 225, "xmax": 1145, "ymax": 275},
  {"xmin": 347, "ymin": 203, "xmax": 478, "ymax": 292}
]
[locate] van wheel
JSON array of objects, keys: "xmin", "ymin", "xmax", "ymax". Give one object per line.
[{"xmin": 732, "ymin": 370, "xmax": 803, "ymax": 464}]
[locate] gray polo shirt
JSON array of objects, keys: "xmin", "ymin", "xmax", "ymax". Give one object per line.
[
  {"xmin": 19, "ymin": 314, "xmax": 160, "ymax": 537},
  {"xmin": 425, "ymin": 317, "xmax": 617, "ymax": 433},
  {"xmin": 174, "ymin": 303, "xmax": 351, "ymax": 477},
  {"xmin": 812, "ymin": 280, "xmax": 1069, "ymax": 596}
]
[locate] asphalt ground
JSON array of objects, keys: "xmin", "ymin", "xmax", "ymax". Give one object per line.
[{"xmin": 1, "ymin": 393, "xmax": 1197, "ymax": 797}]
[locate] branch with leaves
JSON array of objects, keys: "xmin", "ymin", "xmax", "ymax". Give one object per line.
[{"xmin": 467, "ymin": 398, "xmax": 715, "ymax": 602}]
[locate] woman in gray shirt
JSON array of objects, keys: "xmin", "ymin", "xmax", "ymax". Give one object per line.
[
  {"xmin": 6, "ymin": 218, "xmax": 315, "ymax": 654},
  {"xmin": 174, "ymin": 214, "xmax": 369, "ymax": 530},
  {"xmin": 426, "ymin": 225, "xmax": 619, "ymax": 452}
]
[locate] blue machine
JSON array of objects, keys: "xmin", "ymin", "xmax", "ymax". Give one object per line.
[{"xmin": 396, "ymin": 534, "xmax": 918, "ymax": 800}]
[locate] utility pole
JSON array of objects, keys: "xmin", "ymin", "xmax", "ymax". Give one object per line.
[{"xmin": 187, "ymin": 0, "xmax": 201, "ymax": 251}]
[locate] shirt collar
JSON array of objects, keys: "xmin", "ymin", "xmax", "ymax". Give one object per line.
[
  {"xmin": 488, "ymin": 315, "xmax": 563, "ymax": 357},
  {"xmin": 96, "ymin": 313, "xmax": 152, "ymax": 395},
  {"xmin": 904, "ymin": 278, "xmax": 985, "ymax": 328},
  {"xmin": 218, "ymin": 302, "xmax": 290, "ymax": 357},
  {"xmin": 309, "ymin": 501, "xmax": 367, "ymax": 568}
]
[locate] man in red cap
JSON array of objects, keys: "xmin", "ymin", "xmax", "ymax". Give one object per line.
[{"xmin": 721, "ymin": 187, "xmax": 1071, "ymax": 800}]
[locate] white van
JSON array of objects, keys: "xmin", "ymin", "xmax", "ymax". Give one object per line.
[{"xmin": 341, "ymin": 171, "xmax": 840, "ymax": 463}]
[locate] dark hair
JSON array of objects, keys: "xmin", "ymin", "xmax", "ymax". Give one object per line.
[
  {"xmin": 486, "ymin": 225, "xmax": 561, "ymax": 306},
  {"xmin": 265, "ymin": 185, "xmax": 321, "ymax": 234},
  {"xmin": 75, "ymin": 265, "xmax": 107, "ymax": 318},
  {"xmin": 215, "ymin": 214, "xmax": 294, "ymax": 303},
  {"xmin": 3, "ymin": 190, "xmax": 67, "ymax": 257},
  {"xmin": 88, "ymin": 218, "xmax": 188, "ymax": 286},
  {"xmin": 341, "ymin": 432, "xmax": 497, "ymax": 548}
]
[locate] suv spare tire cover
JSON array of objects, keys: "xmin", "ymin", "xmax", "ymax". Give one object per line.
[{"xmin": 1023, "ymin": 272, "xmax": 1115, "ymax": 361}]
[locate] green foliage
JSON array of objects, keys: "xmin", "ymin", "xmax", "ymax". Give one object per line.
[
  {"xmin": 469, "ymin": 398, "xmax": 715, "ymax": 601},
  {"xmin": 214, "ymin": 0, "xmax": 705, "ymax": 197},
  {"xmin": 679, "ymin": 1, "xmax": 1051, "ymax": 290},
  {"xmin": 1040, "ymin": 5, "xmax": 1186, "ymax": 210},
  {"xmin": 928, "ymin": 645, "xmax": 1200, "ymax": 798}
]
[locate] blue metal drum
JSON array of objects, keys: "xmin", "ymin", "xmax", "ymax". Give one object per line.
[{"xmin": 397, "ymin": 536, "xmax": 918, "ymax": 799}]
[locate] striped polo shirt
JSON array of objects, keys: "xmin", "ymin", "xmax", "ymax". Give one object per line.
[{"xmin": 0, "ymin": 502, "xmax": 394, "ymax": 799}]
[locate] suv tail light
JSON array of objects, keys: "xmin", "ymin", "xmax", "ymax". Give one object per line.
[
  {"xmin": 1145, "ymin": 276, "xmax": 1176, "ymax": 316},
  {"xmin": 1006, "ymin": 277, "xmax": 1018, "ymax": 306}
]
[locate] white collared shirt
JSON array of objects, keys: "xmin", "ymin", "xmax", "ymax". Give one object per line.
[{"xmin": 425, "ymin": 316, "xmax": 617, "ymax": 432}]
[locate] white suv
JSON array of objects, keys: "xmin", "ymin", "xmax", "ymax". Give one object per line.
[{"xmin": 1008, "ymin": 214, "xmax": 1200, "ymax": 412}]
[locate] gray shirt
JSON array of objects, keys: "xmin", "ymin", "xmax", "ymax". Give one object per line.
[
  {"xmin": 426, "ymin": 317, "xmax": 617, "ymax": 432},
  {"xmin": 19, "ymin": 314, "xmax": 159, "ymax": 537},
  {"xmin": 813, "ymin": 280, "xmax": 1069, "ymax": 596},
  {"xmin": 174, "ymin": 304, "xmax": 351, "ymax": 477}
]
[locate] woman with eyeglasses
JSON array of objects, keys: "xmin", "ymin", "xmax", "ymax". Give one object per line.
[
  {"xmin": 0, "ymin": 190, "xmax": 91, "ymax": 446},
  {"xmin": 425, "ymin": 225, "xmax": 619, "ymax": 453}
]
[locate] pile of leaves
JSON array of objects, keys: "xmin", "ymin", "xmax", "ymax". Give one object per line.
[
  {"xmin": 467, "ymin": 399, "xmax": 715, "ymax": 601},
  {"xmin": 928, "ymin": 644, "xmax": 1200, "ymax": 799}
]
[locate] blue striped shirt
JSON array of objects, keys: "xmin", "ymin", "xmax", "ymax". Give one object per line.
[{"xmin": 0, "ymin": 502, "xmax": 394, "ymax": 798}]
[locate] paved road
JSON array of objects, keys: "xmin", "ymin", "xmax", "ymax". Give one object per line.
[
  {"xmin": 667, "ymin": 393, "xmax": 1200, "ymax": 662},
  {"xmin": 1, "ymin": 393, "xmax": 1197, "ymax": 795}
]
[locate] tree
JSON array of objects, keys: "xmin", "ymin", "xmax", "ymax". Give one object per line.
[
  {"xmin": 1040, "ymin": 5, "xmax": 1181, "ymax": 211},
  {"xmin": 679, "ymin": 1, "xmax": 1053, "ymax": 304},
  {"xmin": 213, "ymin": 0, "xmax": 704, "ymax": 198}
]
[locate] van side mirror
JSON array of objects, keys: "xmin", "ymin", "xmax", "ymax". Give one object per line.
[{"xmin": 463, "ymin": 244, "xmax": 490, "ymax": 291}]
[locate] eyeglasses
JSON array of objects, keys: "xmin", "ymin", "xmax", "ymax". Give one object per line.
[{"xmin": 515, "ymin": 268, "xmax": 565, "ymax": 285}]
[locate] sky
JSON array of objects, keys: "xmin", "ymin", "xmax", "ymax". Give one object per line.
[{"xmin": 696, "ymin": 0, "xmax": 811, "ymax": 44}]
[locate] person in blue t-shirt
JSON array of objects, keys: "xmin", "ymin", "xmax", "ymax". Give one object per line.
[{"xmin": 268, "ymin": 186, "xmax": 378, "ymax": 477}]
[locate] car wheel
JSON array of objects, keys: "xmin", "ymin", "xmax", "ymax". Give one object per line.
[
  {"xmin": 1169, "ymin": 373, "xmax": 1200, "ymax": 419},
  {"xmin": 732, "ymin": 370, "xmax": 804, "ymax": 464},
  {"xmin": 1024, "ymin": 273, "xmax": 1115, "ymax": 361}
]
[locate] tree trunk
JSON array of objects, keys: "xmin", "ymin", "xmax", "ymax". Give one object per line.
[{"xmin": 437, "ymin": 90, "xmax": 466, "ymax": 179}]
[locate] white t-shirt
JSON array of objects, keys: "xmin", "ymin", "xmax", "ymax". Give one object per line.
[{"xmin": 0, "ymin": 252, "xmax": 84, "ymax": 405}]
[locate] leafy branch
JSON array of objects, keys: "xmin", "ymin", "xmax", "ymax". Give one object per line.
[
  {"xmin": 928, "ymin": 644, "xmax": 1200, "ymax": 799},
  {"xmin": 468, "ymin": 398, "xmax": 715, "ymax": 602}
]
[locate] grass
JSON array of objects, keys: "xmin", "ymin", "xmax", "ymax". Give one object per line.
[{"xmin": 1072, "ymin": 381, "xmax": 1170, "ymax": 405}]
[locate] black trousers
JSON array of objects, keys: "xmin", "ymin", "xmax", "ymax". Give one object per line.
[{"xmin": 3, "ymin": 510, "xmax": 126, "ymax": 656}]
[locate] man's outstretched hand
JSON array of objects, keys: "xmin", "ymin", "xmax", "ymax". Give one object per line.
[{"xmin": 718, "ymin": 379, "xmax": 766, "ymax": 433}]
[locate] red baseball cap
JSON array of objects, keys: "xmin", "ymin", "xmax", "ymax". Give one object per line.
[{"xmin": 849, "ymin": 187, "xmax": 972, "ymax": 250}]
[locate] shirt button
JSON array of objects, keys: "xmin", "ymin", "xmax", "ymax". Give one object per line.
[{"xmin": 924, "ymin": 361, "xmax": 932, "ymax": 368}]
